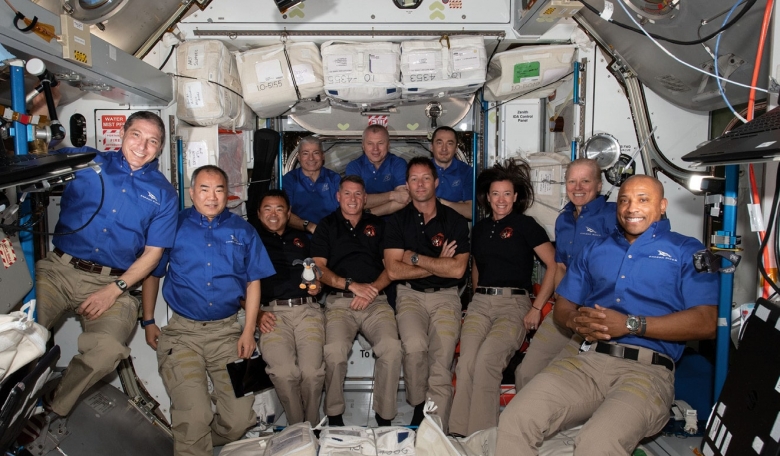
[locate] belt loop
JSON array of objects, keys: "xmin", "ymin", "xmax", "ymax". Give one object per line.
[{"xmin": 101, "ymin": 266, "xmax": 112, "ymax": 276}]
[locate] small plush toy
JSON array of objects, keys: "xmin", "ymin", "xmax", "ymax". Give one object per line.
[{"xmin": 292, "ymin": 257, "xmax": 321, "ymax": 290}]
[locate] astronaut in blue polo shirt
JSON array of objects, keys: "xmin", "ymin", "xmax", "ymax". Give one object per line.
[
  {"xmin": 345, "ymin": 124, "xmax": 410, "ymax": 216},
  {"xmin": 142, "ymin": 165, "xmax": 275, "ymax": 456},
  {"xmin": 496, "ymin": 175, "xmax": 718, "ymax": 456},
  {"xmin": 282, "ymin": 136, "xmax": 341, "ymax": 235},
  {"xmin": 429, "ymin": 126, "xmax": 473, "ymax": 220},
  {"xmin": 34, "ymin": 111, "xmax": 178, "ymax": 421}
]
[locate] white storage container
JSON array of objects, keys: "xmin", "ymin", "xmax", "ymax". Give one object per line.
[
  {"xmin": 484, "ymin": 45, "xmax": 577, "ymax": 101},
  {"xmin": 321, "ymin": 41, "xmax": 401, "ymax": 105},
  {"xmin": 401, "ymin": 36, "xmax": 486, "ymax": 101},
  {"xmin": 236, "ymin": 42, "xmax": 325, "ymax": 119},
  {"xmin": 176, "ymin": 40, "xmax": 244, "ymax": 127}
]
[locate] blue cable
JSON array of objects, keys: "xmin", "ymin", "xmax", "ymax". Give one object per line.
[{"xmin": 715, "ymin": 0, "xmax": 749, "ymax": 123}]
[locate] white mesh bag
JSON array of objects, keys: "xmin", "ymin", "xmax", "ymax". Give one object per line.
[
  {"xmin": 401, "ymin": 36, "xmax": 486, "ymax": 101},
  {"xmin": 236, "ymin": 42, "xmax": 324, "ymax": 118},
  {"xmin": 321, "ymin": 41, "xmax": 401, "ymax": 105},
  {"xmin": 176, "ymin": 40, "xmax": 244, "ymax": 127},
  {"xmin": 484, "ymin": 45, "xmax": 576, "ymax": 101}
]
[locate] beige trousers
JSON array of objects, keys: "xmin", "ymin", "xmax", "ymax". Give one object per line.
[
  {"xmin": 259, "ymin": 301, "xmax": 325, "ymax": 425},
  {"xmin": 395, "ymin": 284, "xmax": 461, "ymax": 431},
  {"xmin": 449, "ymin": 293, "xmax": 529, "ymax": 436},
  {"xmin": 515, "ymin": 312, "xmax": 580, "ymax": 390},
  {"xmin": 323, "ymin": 295, "xmax": 402, "ymax": 420},
  {"xmin": 157, "ymin": 313, "xmax": 256, "ymax": 456},
  {"xmin": 497, "ymin": 348, "xmax": 675, "ymax": 456},
  {"xmin": 35, "ymin": 253, "xmax": 138, "ymax": 417}
]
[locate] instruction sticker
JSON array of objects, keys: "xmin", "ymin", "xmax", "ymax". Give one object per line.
[
  {"xmin": 514, "ymin": 62, "xmax": 541, "ymax": 83},
  {"xmin": 369, "ymin": 54, "xmax": 396, "ymax": 74},
  {"xmin": 409, "ymin": 52, "xmax": 437, "ymax": 73},
  {"xmin": 452, "ymin": 49, "xmax": 480, "ymax": 71},
  {"xmin": 186, "ymin": 141, "xmax": 209, "ymax": 170},
  {"xmin": 291, "ymin": 63, "xmax": 316, "ymax": 84},
  {"xmin": 0, "ymin": 237, "xmax": 17, "ymax": 269},
  {"xmin": 187, "ymin": 44, "xmax": 205, "ymax": 70},
  {"xmin": 327, "ymin": 55, "xmax": 353, "ymax": 74},
  {"xmin": 184, "ymin": 81, "xmax": 205, "ymax": 109},
  {"xmin": 255, "ymin": 60, "xmax": 284, "ymax": 83},
  {"xmin": 533, "ymin": 169, "xmax": 553, "ymax": 196}
]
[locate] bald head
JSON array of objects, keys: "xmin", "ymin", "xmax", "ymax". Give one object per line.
[{"xmin": 617, "ymin": 175, "xmax": 667, "ymax": 244}]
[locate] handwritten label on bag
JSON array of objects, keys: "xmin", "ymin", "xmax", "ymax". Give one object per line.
[
  {"xmin": 184, "ymin": 81, "xmax": 205, "ymax": 108},
  {"xmin": 186, "ymin": 141, "xmax": 210, "ymax": 170},
  {"xmin": 187, "ymin": 44, "xmax": 205, "ymax": 70}
]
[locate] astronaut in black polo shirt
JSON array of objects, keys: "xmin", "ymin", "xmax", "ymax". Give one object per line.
[
  {"xmin": 384, "ymin": 156, "xmax": 470, "ymax": 431},
  {"xmin": 311, "ymin": 175, "xmax": 402, "ymax": 427},
  {"xmin": 255, "ymin": 189, "xmax": 325, "ymax": 426}
]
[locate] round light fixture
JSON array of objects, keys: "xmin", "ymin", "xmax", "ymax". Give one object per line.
[
  {"xmin": 64, "ymin": 0, "xmax": 129, "ymax": 24},
  {"xmin": 581, "ymin": 133, "xmax": 621, "ymax": 169}
]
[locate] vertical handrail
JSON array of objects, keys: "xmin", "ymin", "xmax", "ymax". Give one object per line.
[
  {"xmin": 715, "ymin": 165, "xmax": 738, "ymax": 400},
  {"xmin": 176, "ymin": 137, "xmax": 185, "ymax": 210}
]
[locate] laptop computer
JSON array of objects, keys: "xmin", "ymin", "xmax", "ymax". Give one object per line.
[
  {"xmin": 0, "ymin": 151, "xmax": 97, "ymax": 190},
  {"xmin": 682, "ymin": 106, "xmax": 780, "ymax": 166}
]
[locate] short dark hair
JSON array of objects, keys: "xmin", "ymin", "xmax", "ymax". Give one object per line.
[
  {"xmin": 340, "ymin": 174, "xmax": 366, "ymax": 190},
  {"xmin": 476, "ymin": 158, "xmax": 535, "ymax": 216},
  {"xmin": 124, "ymin": 111, "xmax": 166, "ymax": 148},
  {"xmin": 406, "ymin": 156, "xmax": 438, "ymax": 181},
  {"xmin": 431, "ymin": 126, "xmax": 457, "ymax": 143},
  {"xmin": 260, "ymin": 189, "xmax": 291, "ymax": 209},
  {"xmin": 190, "ymin": 165, "xmax": 228, "ymax": 188}
]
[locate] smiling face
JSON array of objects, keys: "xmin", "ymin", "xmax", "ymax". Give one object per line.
[
  {"xmin": 617, "ymin": 175, "xmax": 667, "ymax": 244},
  {"xmin": 337, "ymin": 180, "xmax": 367, "ymax": 217},
  {"xmin": 487, "ymin": 180, "xmax": 517, "ymax": 221},
  {"xmin": 406, "ymin": 163, "xmax": 438, "ymax": 203},
  {"xmin": 258, "ymin": 196, "xmax": 291, "ymax": 235},
  {"xmin": 431, "ymin": 129, "xmax": 457, "ymax": 167},
  {"xmin": 566, "ymin": 162, "xmax": 602, "ymax": 211},
  {"xmin": 189, "ymin": 170, "xmax": 227, "ymax": 222},
  {"xmin": 119, "ymin": 118, "xmax": 164, "ymax": 171},
  {"xmin": 362, "ymin": 129, "xmax": 390, "ymax": 168},
  {"xmin": 299, "ymin": 142, "xmax": 324, "ymax": 175}
]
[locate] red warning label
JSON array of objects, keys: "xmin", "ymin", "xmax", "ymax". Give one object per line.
[{"xmin": 101, "ymin": 115, "xmax": 126, "ymax": 129}]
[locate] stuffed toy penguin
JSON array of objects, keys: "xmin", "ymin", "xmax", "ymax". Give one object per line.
[{"xmin": 292, "ymin": 257, "xmax": 321, "ymax": 290}]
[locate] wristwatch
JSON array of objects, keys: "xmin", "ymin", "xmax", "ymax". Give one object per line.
[
  {"xmin": 626, "ymin": 314, "xmax": 641, "ymax": 335},
  {"xmin": 410, "ymin": 253, "xmax": 419, "ymax": 265},
  {"xmin": 114, "ymin": 279, "xmax": 128, "ymax": 292},
  {"xmin": 344, "ymin": 277, "xmax": 353, "ymax": 291},
  {"xmin": 302, "ymin": 220, "xmax": 310, "ymax": 231},
  {"xmin": 140, "ymin": 318, "xmax": 156, "ymax": 328}
]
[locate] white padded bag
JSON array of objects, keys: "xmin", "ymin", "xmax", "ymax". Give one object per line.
[
  {"xmin": 321, "ymin": 41, "xmax": 401, "ymax": 104},
  {"xmin": 236, "ymin": 42, "xmax": 324, "ymax": 119},
  {"xmin": 176, "ymin": 40, "xmax": 244, "ymax": 127},
  {"xmin": 401, "ymin": 36, "xmax": 486, "ymax": 101},
  {"xmin": 484, "ymin": 45, "xmax": 576, "ymax": 101}
]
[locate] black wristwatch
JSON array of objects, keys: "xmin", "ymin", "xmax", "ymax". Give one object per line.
[
  {"xmin": 344, "ymin": 277, "xmax": 353, "ymax": 291},
  {"xmin": 140, "ymin": 318, "xmax": 155, "ymax": 328},
  {"xmin": 410, "ymin": 253, "xmax": 419, "ymax": 265},
  {"xmin": 302, "ymin": 220, "xmax": 310, "ymax": 231},
  {"xmin": 114, "ymin": 279, "xmax": 128, "ymax": 292}
]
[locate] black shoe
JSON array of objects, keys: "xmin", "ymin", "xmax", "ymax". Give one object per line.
[
  {"xmin": 328, "ymin": 414, "xmax": 344, "ymax": 426},
  {"xmin": 410, "ymin": 403, "xmax": 425, "ymax": 427},
  {"xmin": 375, "ymin": 413, "xmax": 393, "ymax": 427}
]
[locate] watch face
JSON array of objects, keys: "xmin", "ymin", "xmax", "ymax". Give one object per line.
[
  {"xmin": 116, "ymin": 279, "xmax": 127, "ymax": 290},
  {"xmin": 627, "ymin": 316, "xmax": 640, "ymax": 332}
]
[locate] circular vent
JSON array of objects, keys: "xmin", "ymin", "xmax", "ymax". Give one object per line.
[{"xmin": 66, "ymin": 0, "xmax": 129, "ymax": 24}]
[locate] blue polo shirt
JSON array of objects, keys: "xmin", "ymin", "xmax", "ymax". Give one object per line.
[
  {"xmin": 434, "ymin": 159, "xmax": 473, "ymax": 203},
  {"xmin": 345, "ymin": 153, "xmax": 407, "ymax": 194},
  {"xmin": 557, "ymin": 219, "xmax": 719, "ymax": 362},
  {"xmin": 283, "ymin": 167, "xmax": 341, "ymax": 224},
  {"xmin": 155, "ymin": 207, "xmax": 276, "ymax": 321},
  {"xmin": 53, "ymin": 148, "xmax": 178, "ymax": 270},
  {"xmin": 554, "ymin": 197, "xmax": 617, "ymax": 267}
]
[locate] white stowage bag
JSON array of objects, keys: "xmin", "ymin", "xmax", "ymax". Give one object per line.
[
  {"xmin": 400, "ymin": 36, "xmax": 486, "ymax": 101},
  {"xmin": 318, "ymin": 426, "xmax": 416, "ymax": 456},
  {"xmin": 0, "ymin": 310, "xmax": 49, "ymax": 382},
  {"xmin": 321, "ymin": 41, "xmax": 401, "ymax": 105},
  {"xmin": 176, "ymin": 40, "xmax": 244, "ymax": 127},
  {"xmin": 484, "ymin": 45, "xmax": 577, "ymax": 101},
  {"xmin": 263, "ymin": 422, "xmax": 318, "ymax": 456},
  {"xmin": 236, "ymin": 42, "xmax": 325, "ymax": 119}
]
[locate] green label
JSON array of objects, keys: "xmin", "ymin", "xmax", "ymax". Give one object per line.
[{"xmin": 514, "ymin": 62, "xmax": 540, "ymax": 83}]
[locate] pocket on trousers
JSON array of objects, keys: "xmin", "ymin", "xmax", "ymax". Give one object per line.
[{"xmin": 156, "ymin": 335, "xmax": 186, "ymax": 391}]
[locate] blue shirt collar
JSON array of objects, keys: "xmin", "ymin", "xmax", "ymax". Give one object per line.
[
  {"xmin": 563, "ymin": 195, "xmax": 608, "ymax": 215},
  {"xmin": 616, "ymin": 218, "xmax": 671, "ymax": 244},
  {"xmin": 118, "ymin": 149, "xmax": 160, "ymax": 174},
  {"xmin": 187, "ymin": 206, "xmax": 232, "ymax": 226}
]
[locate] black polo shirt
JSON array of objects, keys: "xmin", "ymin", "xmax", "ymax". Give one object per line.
[
  {"xmin": 472, "ymin": 211, "xmax": 549, "ymax": 290},
  {"xmin": 257, "ymin": 227, "xmax": 312, "ymax": 303},
  {"xmin": 311, "ymin": 211, "xmax": 385, "ymax": 288},
  {"xmin": 384, "ymin": 201, "xmax": 470, "ymax": 289}
]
